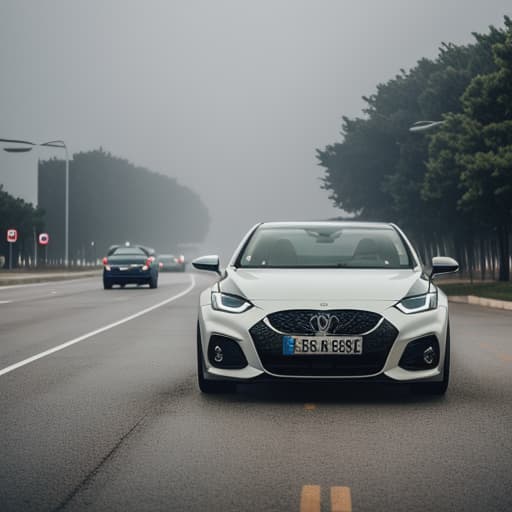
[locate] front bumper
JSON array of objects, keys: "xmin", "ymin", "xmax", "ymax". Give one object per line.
[{"xmin": 197, "ymin": 295, "xmax": 449, "ymax": 384}]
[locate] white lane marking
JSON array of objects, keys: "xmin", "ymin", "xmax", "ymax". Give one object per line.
[
  {"xmin": 0, "ymin": 274, "xmax": 196, "ymax": 378},
  {"xmin": 0, "ymin": 276, "xmax": 98, "ymax": 291},
  {"xmin": 0, "ymin": 292, "xmax": 56, "ymax": 305}
]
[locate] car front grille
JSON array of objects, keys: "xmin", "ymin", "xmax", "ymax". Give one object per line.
[
  {"xmin": 250, "ymin": 311, "xmax": 398, "ymax": 377},
  {"xmin": 266, "ymin": 309, "xmax": 381, "ymax": 335}
]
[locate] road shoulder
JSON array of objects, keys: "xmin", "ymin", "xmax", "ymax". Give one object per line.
[{"xmin": 449, "ymin": 295, "xmax": 512, "ymax": 311}]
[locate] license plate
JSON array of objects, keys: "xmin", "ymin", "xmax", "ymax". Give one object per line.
[
  {"xmin": 282, "ymin": 336, "xmax": 363, "ymax": 355},
  {"xmin": 119, "ymin": 266, "xmax": 129, "ymax": 271}
]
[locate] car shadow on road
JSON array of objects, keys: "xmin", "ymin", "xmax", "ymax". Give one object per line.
[
  {"xmin": 103, "ymin": 285, "xmax": 156, "ymax": 291},
  {"xmin": 212, "ymin": 381, "xmax": 444, "ymax": 406}
]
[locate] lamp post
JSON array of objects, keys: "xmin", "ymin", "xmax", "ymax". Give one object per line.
[
  {"xmin": 409, "ymin": 120, "xmax": 445, "ymax": 133},
  {"xmin": 0, "ymin": 138, "xmax": 70, "ymax": 266}
]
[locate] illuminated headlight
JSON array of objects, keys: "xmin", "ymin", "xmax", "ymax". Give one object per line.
[
  {"xmin": 211, "ymin": 292, "xmax": 252, "ymax": 313},
  {"xmin": 396, "ymin": 291, "xmax": 438, "ymax": 314}
]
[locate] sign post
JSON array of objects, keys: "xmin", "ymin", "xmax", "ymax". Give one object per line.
[
  {"xmin": 7, "ymin": 229, "xmax": 18, "ymax": 270},
  {"xmin": 33, "ymin": 227, "xmax": 37, "ymax": 268}
]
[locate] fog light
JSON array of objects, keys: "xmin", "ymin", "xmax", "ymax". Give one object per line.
[
  {"xmin": 208, "ymin": 336, "xmax": 248, "ymax": 369},
  {"xmin": 399, "ymin": 336, "xmax": 440, "ymax": 371},
  {"xmin": 213, "ymin": 345, "xmax": 224, "ymax": 363},
  {"xmin": 423, "ymin": 346, "xmax": 435, "ymax": 365}
]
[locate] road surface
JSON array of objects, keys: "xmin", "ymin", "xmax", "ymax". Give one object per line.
[{"xmin": 0, "ymin": 273, "xmax": 511, "ymax": 511}]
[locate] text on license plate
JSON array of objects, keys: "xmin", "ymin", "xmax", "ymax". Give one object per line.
[{"xmin": 282, "ymin": 336, "xmax": 363, "ymax": 355}]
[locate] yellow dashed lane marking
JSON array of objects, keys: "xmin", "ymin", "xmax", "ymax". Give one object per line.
[
  {"xmin": 300, "ymin": 485, "xmax": 352, "ymax": 512},
  {"xmin": 300, "ymin": 485, "xmax": 321, "ymax": 512},
  {"xmin": 480, "ymin": 343, "xmax": 512, "ymax": 363},
  {"xmin": 331, "ymin": 486, "xmax": 352, "ymax": 512}
]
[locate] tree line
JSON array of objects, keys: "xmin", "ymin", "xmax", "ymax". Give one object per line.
[
  {"xmin": 0, "ymin": 185, "xmax": 44, "ymax": 268},
  {"xmin": 37, "ymin": 149, "xmax": 210, "ymax": 263},
  {"xmin": 317, "ymin": 16, "xmax": 512, "ymax": 281},
  {"xmin": 1, "ymin": 149, "xmax": 210, "ymax": 267}
]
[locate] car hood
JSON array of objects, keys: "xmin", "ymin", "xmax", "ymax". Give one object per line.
[{"xmin": 220, "ymin": 268, "xmax": 424, "ymax": 302}]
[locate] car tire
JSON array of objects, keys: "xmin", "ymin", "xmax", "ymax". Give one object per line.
[
  {"xmin": 103, "ymin": 279, "xmax": 113, "ymax": 290},
  {"xmin": 149, "ymin": 276, "xmax": 158, "ymax": 289},
  {"xmin": 197, "ymin": 323, "xmax": 235, "ymax": 394},
  {"xmin": 412, "ymin": 324, "xmax": 450, "ymax": 396}
]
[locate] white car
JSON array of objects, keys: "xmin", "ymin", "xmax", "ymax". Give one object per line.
[{"xmin": 193, "ymin": 221, "xmax": 458, "ymax": 394}]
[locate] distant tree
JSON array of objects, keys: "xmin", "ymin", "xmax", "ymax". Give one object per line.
[
  {"xmin": 317, "ymin": 116, "xmax": 399, "ymax": 220},
  {"xmin": 0, "ymin": 184, "xmax": 45, "ymax": 268},
  {"xmin": 426, "ymin": 17, "xmax": 512, "ymax": 280},
  {"xmin": 38, "ymin": 149, "xmax": 210, "ymax": 262},
  {"xmin": 318, "ymin": 16, "xmax": 511, "ymax": 278}
]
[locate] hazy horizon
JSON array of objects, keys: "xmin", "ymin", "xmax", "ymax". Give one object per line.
[{"xmin": 1, "ymin": 0, "xmax": 510, "ymax": 258}]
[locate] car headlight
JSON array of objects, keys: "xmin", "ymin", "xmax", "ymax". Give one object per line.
[
  {"xmin": 211, "ymin": 292, "xmax": 252, "ymax": 313},
  {"xmin": 396, "ymin": 291, "xmax": 438, "ymax": 314}
]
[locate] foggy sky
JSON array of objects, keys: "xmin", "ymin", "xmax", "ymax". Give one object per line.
[{"xmin": 1, "ymin": 0, "xmax": 511, "ymax": 258}]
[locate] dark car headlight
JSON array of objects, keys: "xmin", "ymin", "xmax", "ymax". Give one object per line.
[
  {"xmin": 211, "ymin": 292, "xmax": 252, "ymax": 313},
  {"xmin": 396, "ymin": 291, "xmax": 438, "ymax": 314}
]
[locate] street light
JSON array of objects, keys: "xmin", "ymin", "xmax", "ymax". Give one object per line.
[
  {"xmin": 409, "ymin": 120, "xmax": 445, "ymax": 133},
  {"xmin": 0, "ymin": 137, "xmax": 70, "ymax": 266}
]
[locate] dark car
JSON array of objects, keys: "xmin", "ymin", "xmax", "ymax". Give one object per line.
[
  {"xmin": 158, "ymin": 254, "xmax": 186, "ymax": 272},
  {"xmin": 102, "ymin": 245, "xmax": 159, "ymax": 289}
]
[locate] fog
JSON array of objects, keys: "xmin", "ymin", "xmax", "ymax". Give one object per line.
[{"xmin": 0, "ymin": 0, "xmax": 510, "ymax": 260}]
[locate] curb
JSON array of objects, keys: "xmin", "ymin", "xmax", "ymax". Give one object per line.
[{"xmin": 449, "ymin": 295, "xmax": 512, "ymax": 311}]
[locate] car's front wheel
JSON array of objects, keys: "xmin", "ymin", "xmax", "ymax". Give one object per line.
[
  {"xmin": 103, "ymin": 278, "xmax": 113, "ymax": 290},
  {"xmin": 412, "ymin": 324, "xmax": 450, "ymax": 395},
  {"xmin": 149, "ymin": 276, "xmax": 158, "ymax": 289},
  {"xmin": 197, "ymin": 323, "xmax": 235, "ymax": 394}
]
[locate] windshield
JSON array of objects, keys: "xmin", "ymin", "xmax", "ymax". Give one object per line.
[
  {"xmin": 238, "ymin": 225, "xmax": 413, "ymax": 269},
  {"xmin": 111, "ymin": 247, "xmax": 147, "ymax": 256}
]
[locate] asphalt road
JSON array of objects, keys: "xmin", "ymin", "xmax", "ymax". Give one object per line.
[{"xmin": 0, "ymin": 273, "xmax": 511, "ymax": 512}]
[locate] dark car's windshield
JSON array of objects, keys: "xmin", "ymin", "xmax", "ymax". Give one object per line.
[
  {"xmin": 111, "ymin": 247, "xmax": 147, "ymax": 256},
  {"xmin": 238, "ymin": 225, "xmax": 413, "ymax": 269}
]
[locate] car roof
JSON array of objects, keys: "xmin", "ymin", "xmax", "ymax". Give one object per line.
[
  {"xmin": 108, "ymin": 244, "xmax": 155, "ymax": 255},
  {"xmin": 258, "ymin": 221, "xmax": 395, "ymax": 230}
]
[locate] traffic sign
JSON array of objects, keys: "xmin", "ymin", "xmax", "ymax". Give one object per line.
[
  {"xmin": 38, "ymin": 233, "xmax": 50, "ymax": 245},
  {"xmin": 7, "ymin": 229, "xmax": 18, "ymax": 243}
]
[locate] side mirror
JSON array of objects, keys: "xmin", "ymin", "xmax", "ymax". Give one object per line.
[
  {"xmin": 192, "ymin": 255, "xmax": 221, "ymax": 275},
  {"xmin": 431, "ymin": 256, "xmax": 459, "ymax": 279}
]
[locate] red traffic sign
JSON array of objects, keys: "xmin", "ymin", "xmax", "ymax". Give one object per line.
[
  {"xmin": 38, "ymin": 233, "xmax": 50, "ymax": 245},
  {"xmin": 7, "ymin": 229, "xmax": 18, "ymax": 243}
]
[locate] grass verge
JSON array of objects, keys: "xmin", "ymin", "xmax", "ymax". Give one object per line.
[{"xmin": 439, "ymin": 282, "xmax": 512, "ymax": 302}]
